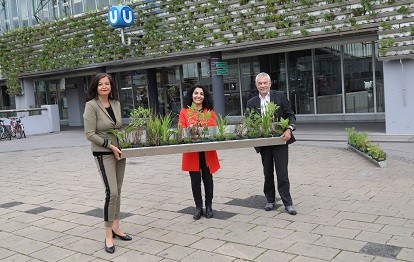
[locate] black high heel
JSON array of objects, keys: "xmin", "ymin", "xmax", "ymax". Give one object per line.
[
  {"xmin": 112, "ymin": 230, "xmax": 132, "ymax": 241},
  {"xmin": 104, "ymin": 239, "xmax": 115, "ymax": 253}
]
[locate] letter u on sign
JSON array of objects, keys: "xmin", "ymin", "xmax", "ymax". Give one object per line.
[{"xmin": 107, "ymin": 5, "xmax": 135, "ymax": 28}]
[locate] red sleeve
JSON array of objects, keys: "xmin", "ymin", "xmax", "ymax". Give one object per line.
[
  {"xmin": 208, "ymin": 110, "xmax": 217, "ymax": 127},
  {"xmin": 178, "ymin": 108, "xmax": 188, "ymax": 128}
]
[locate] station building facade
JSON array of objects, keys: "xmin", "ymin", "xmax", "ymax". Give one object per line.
[{"xmin": 0, "ymin": 0, "xmax": 413, "ymax": 134}]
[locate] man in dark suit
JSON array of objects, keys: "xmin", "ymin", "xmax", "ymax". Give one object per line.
[{"xmin": 246, "ymin": 72, "xmax": 297, "ymax": 215}]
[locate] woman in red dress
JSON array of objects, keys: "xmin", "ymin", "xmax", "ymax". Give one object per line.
[{"xmin": 178, "ymin": 85, "xmax": 220, "ymax": 220}]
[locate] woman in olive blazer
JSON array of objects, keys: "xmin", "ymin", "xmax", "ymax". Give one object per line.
[{"xmin": 83, "ymin": 73, "xmax": 132, "ymax": 254}]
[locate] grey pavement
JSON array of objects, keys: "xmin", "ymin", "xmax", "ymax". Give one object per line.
[{"xmin": 0, "ymin": 123, "xmax": 413, "ymax": 261}]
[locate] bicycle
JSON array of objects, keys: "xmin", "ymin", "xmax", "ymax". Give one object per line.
[
  {"xmin": 0, "ymin": 119, "xmax": 12, "ymax": 140},
  {"xmin": 7, "ymin": 116, "xmax": 26, "ymax": 139}
]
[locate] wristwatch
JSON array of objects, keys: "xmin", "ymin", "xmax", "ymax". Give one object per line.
[{"xmin": 288, "ymin": 125, "xmax": 295, "ymax": 131}]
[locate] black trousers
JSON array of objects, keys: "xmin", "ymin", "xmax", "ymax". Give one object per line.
[
  {"xmin": 189, "ymin": 152, "xmax": 213, "ymax": 208},
  {"xmin": 260, "ymin": 145, "xmax": 293, "ymax": 207}
]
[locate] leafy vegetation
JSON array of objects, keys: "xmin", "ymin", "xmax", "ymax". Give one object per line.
[{"xmin": 346, "ymin": 127, "xmax": 386, "ymax": 161}]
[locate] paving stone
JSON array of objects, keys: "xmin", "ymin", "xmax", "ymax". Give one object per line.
[
  {"xmin": 157, "ymin": 245, "xmax": 196, "ymax": 261},
  {"xmin": 197, "ymin": 227, "xmax": 230, "ymax": 239},
  {"xmin": 331, "ymin": 250, "xmax": 374, "ymax": 261},
  {"xmin": 219, "ymin": 231, "xmax": 268, "ymax": 246},
  {"xmin": 360, "ymin": 242, "xmax": 402, "ymax": 259},
  {"xmin": 334, "ymin": 211, "xmax": 378, "ymax": 223},
  {"xmin": 247, "ymin": 225, "xmax": 294, "ymax": 239},
  {"xmin": 58, "ymin": 253, "xmax": 96, "ymax": 262},
  {"xmin": 249, "ymin": 216, "xmax": 292, "ymax": 228},
  {"xmin": 379, "ymin": 224, "xmax": 414, "ymax": 238},
  {"xmin": 216, "ymin": 242, "xmax": 266, "ymax": 260},
  {"xmin": 311, "ymin": 225, "xmax": 360, "ymax": 239},
  {"xmin": 336, "ymin": 219, "xmax": 384, "ymax": 233},
  {"xmin": 285, "ymin": 221, "xmax": 319, "ymax": 233},
  {"xmin": 286, "ymin": 242, "xmax": 340, "ymax": 260},
  {"xmin": 396, "ymin": 248, "xmax": 414, "ymax": 261},
  {"xmin": 25, "ymin": 206, "xmax": 54, "ymax": 215},
  {"xmin": 157, "ymin": 231, "xmax": 202, "ymax": 246},
  {"xmin": 355, "ymin": 231, "xmax": 393, "ymax": 244},
  {"xmin": 111, "ymin": 250, "xmax": 162, "ymax": 262},
  {"xmin": 30, "ymin": 245, "xmax": 76, "ymax": 262},
  {"xmin": 257, "ymin": 237, "xmax": 296, "ymax": 252},
  {"xmin": 375, "ymin": 216, "xmax": 408, "ymax": 227},
  {"xmin": 189, "ymin": 238, "xmax": 226, "ymax": 252},
  {"xmin": 291, "ymin": 256, "xmax": 327, "ymax": 262},
  {"xmin": 1, "ymin": 134, "xmax": 414, "ymax": 262},
  {"xmin": 285, "ymin": 231, "xmax": 321, "ymax": 244},
  {"xmin": 314, "ymin": 235, "xmax": 367, "ymax": 252},
  {"xmin": 1, "ymin": 253, "xmax": 40, "ymax": 262},
  {"xmin": 255, "ymin": 249, "xmax": 296, "ymax": 261},
  {"xmin": 7, "ymin": 237, "xmax": 49, "ymax": 255},
  {"xmin": 388, "ymin": 235, "xmax": 414, "ymax": 249},
  {"xmin": 0, "ymin": 201, "xmax": 23, "ymax": 208},
  {"xmin": 13, "ymin": 225, "xmax": 65, "ymax": 242},
  {"xmin": 82, "ymin": 208, "xmax": 134, "ymax": 220},
  {"xmin": 0, "ymin": 247, "xmax": 15, "ymax": 260}
]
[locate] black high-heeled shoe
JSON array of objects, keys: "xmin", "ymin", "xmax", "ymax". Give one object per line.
[
  {"xmin": 112, "ymin": 230, "xmax": 132, "ymax": 241},
  {"xmin": 104, "ymin": 239, "xmax": 115, "ymax": 253}
]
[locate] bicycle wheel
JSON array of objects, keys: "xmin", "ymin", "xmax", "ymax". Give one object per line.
[
  {"xmin": 5, "ymin": 126, "xmax": 11, "ymax": 140},
  {"xmin": 0, "ymin": 126, "xmax": 4, "ymax": 139},
  {"xmin": 10, "ymin": 126, "xmax": 16, "ymax": 137},
  {"xmin": 15, "ymin": 125, "xmax": 23, "ymax": 139}
]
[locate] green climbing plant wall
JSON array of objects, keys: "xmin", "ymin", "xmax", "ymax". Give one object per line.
[{"xmin": 0, "ymin": 0, "xmax": 413, "ymax": 94}]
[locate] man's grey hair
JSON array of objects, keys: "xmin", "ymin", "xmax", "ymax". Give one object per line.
[{"xmin": 255, "ymin": 72, "xmax": 271, "ymax": 83}]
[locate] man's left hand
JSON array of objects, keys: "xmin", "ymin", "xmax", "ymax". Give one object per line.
[{"xmin": 281, "ymin": 128, "xmax": 292, "ymax": 141}]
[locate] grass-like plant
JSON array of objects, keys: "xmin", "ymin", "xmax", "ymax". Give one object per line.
[
  {"xmin": 146, "ymin": 115, "xmax": 162, "ymax": 146},
  {"xmin": 216, "ymin": 114, "xmax": 228, "ymax": 141},
  {"xmin": 261, "ymin": 101, "xmax": 279, "ymax": 137},
  {"xmin": 160, "ymin": 113, "xmax": 173, "ymax": 145}
]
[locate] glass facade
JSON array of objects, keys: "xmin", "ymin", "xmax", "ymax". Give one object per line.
[
  {"xmin": 29, "ymin": 40, "xmax": 383, "ymax": 123},
  {"xmin": 0, "ymin": 0, "xmax": 120, "ymax": 34}
]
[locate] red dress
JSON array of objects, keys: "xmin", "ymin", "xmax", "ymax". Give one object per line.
[{"xmin": 178, "ymin": 107, "xmax": 220, "ymax": 174}]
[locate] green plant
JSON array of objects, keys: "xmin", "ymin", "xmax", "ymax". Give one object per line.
[
  {"xmin": 216, "ymin": 114, "xmax": 228, "ymax": 141},
  {"xmin": 275, "ymin": 117, "xmax": 289, "ymax": 135},
  {"xmin": 243, "ymin": 108, "xmax": 262, "ymax": 138},
  {"xmin": 366, "ymin": 142, "xmax": 386, "ymax": 161},
  {"xmin": 129, "ymin": 106, "xmax": 150, "ymax": 127},
  {"xmin": 185, "ymin": 103, "xmax": 212, "ymax": 141},
  {"xmin": 160, "ymin": 113, "xmax": 173, "ymax": 145},
  {"xmin": 146, "ymin": 115, "xmax": 162, "ymax": 146},
  {"xmin": 261, "ymin": 102, "xmax": 278, "ymax": 137},
  {"xmin": 346, "ymin": 127, "xmax": 386, "ymax": 161},
  {"xmin": 109, "ymin": 125, "xmax": 135, "ymax": 149}
]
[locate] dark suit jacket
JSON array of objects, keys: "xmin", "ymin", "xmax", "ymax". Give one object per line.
[{"xmin": 246, "ymin": 90, "xmax": 296, "ymax": 152}]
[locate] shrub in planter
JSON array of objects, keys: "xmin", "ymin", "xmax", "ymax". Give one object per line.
[{"xmin": 346, "ymin": 127, "xmax": 386, "ymax": 162}]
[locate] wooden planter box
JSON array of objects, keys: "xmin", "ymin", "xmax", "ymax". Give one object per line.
[
  {"xmin": 122, "ymin": 137, "xmax": 285, "ymax": 158},
  {"xmin": 348, "ymin": 144, "xmax": 387, "ymax": 168}
]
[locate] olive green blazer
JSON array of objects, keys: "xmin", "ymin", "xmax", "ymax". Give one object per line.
[{"xmin": 83, "ymin": 98, "xmax": 123, "ymax": 152}]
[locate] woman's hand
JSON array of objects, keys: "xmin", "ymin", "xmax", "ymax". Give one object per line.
[{"xmin": 109, "ymin": 145, "xmax": 123, "ymax": 160}]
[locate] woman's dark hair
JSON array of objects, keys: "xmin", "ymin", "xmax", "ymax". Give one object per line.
[
  {"xmin": 183, "ymin": 85, "xmax": 214, "ymax": 110},
  {"xmin": 86, "ymin": 73, "xmax": 119, "ymax": 101}
]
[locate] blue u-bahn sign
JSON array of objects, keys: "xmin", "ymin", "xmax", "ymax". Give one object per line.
[{"xmin": 108, "ymin": 5, "xmax": 134, "ymax": 28}]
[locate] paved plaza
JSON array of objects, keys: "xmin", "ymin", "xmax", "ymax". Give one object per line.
[{"xmin": 0, "ymin": 124, "xmax": 413, "ymax": 261}]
